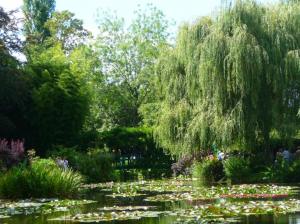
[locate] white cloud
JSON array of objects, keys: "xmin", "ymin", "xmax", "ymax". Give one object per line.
[
  {"xmin": 0, "ymin": 0, "xmax": 24, "ymax": 21},
  {"xmin": 0, "ymin": 0, "xmax": 23, "ymax": 10}
]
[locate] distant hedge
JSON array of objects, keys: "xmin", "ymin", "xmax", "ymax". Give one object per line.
[{"xmin": 98, "ymin": 127, "xmax": 173, "ymax": 170}]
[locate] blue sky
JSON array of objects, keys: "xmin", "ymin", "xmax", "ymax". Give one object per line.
[
  {"xmin": 1, "ymin": 0, "xmax": 278, "ymax": 34},
  {"xmin": 55, "ymin": 0, "xmax": 222, "ymax": 32}
]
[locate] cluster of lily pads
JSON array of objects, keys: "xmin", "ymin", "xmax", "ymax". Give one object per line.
[
  {"xmin": 145, "ymin": 184, "xmax": 295, "ymax": 202},
  {"xmin": 49, "ymin": 199, "xmax": 300, "ymax": 223},
  {"xmin": 84, "ymin": 179, "xmax": 297, "ymax": 201},
  {"xmin": 0, "ymin": 199, "xmax": 95, "ymax": 219},
  {"xmin": 82, "ymin": 179, "xmax": 193, "ymax": 193},
  {"xmin": 170, "ymin": 199, "xmax": 300, "ymax": 221},
  {"xmin": 1, "ymin": 179, "xmax": 300, "ymax": 223},
  {"xmin": 50, "ymin": 205, "xmax": 164, "ymax": 222}
]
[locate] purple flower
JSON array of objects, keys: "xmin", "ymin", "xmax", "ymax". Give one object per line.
[{"xmin": 0, "ymin": 139, "xmax": 25, "ymax": 169}]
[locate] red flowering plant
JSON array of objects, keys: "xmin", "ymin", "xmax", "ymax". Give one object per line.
[{"xmin": 0, "ymin": 139, "xmax": 25, "ymax": 171}]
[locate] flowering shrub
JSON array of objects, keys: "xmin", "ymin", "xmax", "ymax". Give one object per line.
[
  {"xmin": 0, "ymin": 139, "xmax": 25, "ymax": 170},
  {"xmin": 171, "ymin": 155, "xmax": 194, "ymax": 176}
]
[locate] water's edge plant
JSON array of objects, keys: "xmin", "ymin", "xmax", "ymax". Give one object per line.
[{"xmin": 0, "ymin": 158, "xmax": 83, "ymax": 199}]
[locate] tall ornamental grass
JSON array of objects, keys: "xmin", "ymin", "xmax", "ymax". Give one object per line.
[{"xmin": 0, "ymin": 159, "xmax": 83, "ymax": 199}]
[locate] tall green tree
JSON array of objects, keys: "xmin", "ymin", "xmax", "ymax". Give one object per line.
[
  {"xmin": 69, "ymin": 46, "xmax": 102, "ymax": 133},
  {"xmin": 22, "ymin": 8, "xmax": 98, "ymax": 150},
  {"xmin": 44, "ymin": 10, "xmax": 91, "ymax": 53},
  {"xmin": 94, "ymin": 4, "xmax": 171, "ymax": 129},
  {"xmin": 154, "ymin": 0, "xmax": 300, "ymax": 156},
  {"xmin": 25, "ymin": 44, "xmax": 90, "ymax": 150},
  {"xmin": 23, "ymin": 0, "xmax": 55, "ymax": 44},
  {"xmin": 0, "ymin": 7, "xmax": 28, "ymax": 138}
]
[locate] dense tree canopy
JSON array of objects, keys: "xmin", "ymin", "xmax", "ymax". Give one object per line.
[
  {"xmin": 44, "ymin": 10, "xmax": 91, "ymax": 52},
  {"xmin": 20, "ymin": 0, "xmax": 97, "ymax": 150},
  {"xmin": 0, "ymin": 7, "xmax": 27, "ymax": 139},
  {"xmin": 94, "ymin": 5, "xmax": 171, "ymax": 129},
  {"xmin": 25, "ymin": 44, "xmax": 90, "ymax": 149},
  {"xmin": 23, "ymin": 0, "xmax": 55, "ymax": 43},
  {"xmin": 1, "ymin": 0, "xmax": 299, "ymax": 158},
  {"xmin": 154, "ymin": 0, "xmax": 300, "ymax": 156}
]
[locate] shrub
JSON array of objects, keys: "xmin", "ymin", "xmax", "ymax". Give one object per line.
[
  {"xmin": 77, "ymin": 149, "xmax": 114, "ymax": 182},
  {"xmin": 172, "ymin": 155, "xmax": 195, "ymax": 176},
  {"xmin": 260, "ymin": 157, "xmax": 288, "ymax": 183},
  {"xmin": 98, "ymin": 127, "xmax": 173, "ymax": 170},
  {"xmin": 261, "ymin": 158, "xmax": 300, "ymax": 183},
  {"xmin": 49, "ymin": 147, "xmax": 114, "ymax": 183},
  {"xmin": 288, "ymin": 159, "xmax": 300, "ymax": 182},
  {"xmin": 0, "ymin": 158, "xmax": 83, "ymax": 199},
  {"xmin": 223, "ymin": 157, "xmax": 252, "ymax": 184},
  {"xmin": 192, "ymin": 157, "xmax": 225, "ymax": 185}
]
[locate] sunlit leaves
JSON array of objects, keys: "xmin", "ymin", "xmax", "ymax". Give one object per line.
[
  {"xmin": 94, "ymin": 5, "xmax": 171, "ymax": 128},
  {"xmin": 154, "ymin": 0, "xmax": 300, "ymax": 155}
]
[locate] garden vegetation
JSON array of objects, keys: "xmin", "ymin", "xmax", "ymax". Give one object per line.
[
  {"xmin": 155, "ymin": 0, "xmax": 300, "ymax": 156},
  {"xmin": 0, "ymin": 0, "xmax": 299, "ymax": 199}
]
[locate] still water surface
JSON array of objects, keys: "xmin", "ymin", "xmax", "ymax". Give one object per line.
[{"xmin": 2, "ymin": 179, "xmax": 300, "ymax": 224}]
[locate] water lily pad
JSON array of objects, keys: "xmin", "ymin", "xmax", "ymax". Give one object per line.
[
  {"xmin": 98, "ymin": 205, "xmax": 157, "ymax": 211},
  {"xmin": 169, "ymin": 199, "xmax": 300, "ymax": 222},
  {"xmin": 144, "ymin": 184, "xmax": 297, "ymax": 202},
  {"xmin": 0, "ymin": 214, "xmax": 10, "ymax": 219},
  {"xmin": 49, "ymin": 210, "xmax": 165, "ymax": 222},
  {"xmin": 2, "ymin": 179, "xmax": 300, "ymax": 223},
  {"xmin": 106, "ymin": 192, "xmax": 146, "ymax": 198},
  {"xmin": 0, "ymin": 199, "xmax": 96, "ymax": 217}
]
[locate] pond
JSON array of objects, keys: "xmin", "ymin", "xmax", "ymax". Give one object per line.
[{"xmin": 1, "ymin": 179, "xmax": 300, "ymax": 224}]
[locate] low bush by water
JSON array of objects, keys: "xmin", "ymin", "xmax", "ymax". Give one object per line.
[
  {"xmin": 49, "ymin": 147, "xmax": 115, "ymax": 183},
  {"xmin": 192, "ymin": 158, "xmax": 224, "ymax": 185},
  {"xmin": 223, "ymin": 157, "xmax": 252, "ymax": 184},
  {"xmin": 261, "ymin": 158, "xmax": 300, "ymax": 183},
  {"xmin": 0, "ymin": 158, "xmax": 83, "ymax": 199}
]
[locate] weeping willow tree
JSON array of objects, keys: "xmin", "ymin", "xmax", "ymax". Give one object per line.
[{"xmin": 155, "ymin": 0, "xmax": 300, "ymax": 156}]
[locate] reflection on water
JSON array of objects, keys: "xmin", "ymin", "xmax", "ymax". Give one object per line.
[{"xmin": 1, "ymin": 180, "xmax": 300, "ymax": 224}]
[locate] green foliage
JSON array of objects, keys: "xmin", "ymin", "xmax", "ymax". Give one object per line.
[
  {"xmin": 0, "ymin": 69, "xmax": 28, "ymax": 138},
  {"xmin": 44, "ymin": 10, "xmax": 91, "ymax": 52},
  {"xmin": 0, "ymin": 7, "xmax": 28, "ymax": 139},
  {"xmin": 94, "ymin": 4, "xmax": 171, "ymax": 128},
  {"xmin": 25, "ymin": 44, "xmax": 90, "ymax": 150},
  {"xmin": 23, "ymin": 0, "xmax": 55, "ymax": 43},
  {"xmin": 192, "ymin": 159, "xmax": 225, "ymax": 185},
  {"xmin": 223, "ymin": 157, "xmax": 252, "ymax": 184},
  {"xmin": 70, "ymin": 149, "xmax": 114, "ymax": 183},
  {"xmin": 261, "ymin": 159, "xmax": 300, "ymax": 183},
  {"xmin": 21, "ymin": 6, "xmax": 99, "ymax": 150},
  {"xmin": 49, "ymin": 147, "xmax": 114, "ymax": 183},
  {"xmin": 98, "ymin": 127, "xmax": 173, "ymax": 170},
  {"xmin": 0, "ymin": 158, "xmax": 83, "ymax": 199},
  {"xmin": 112, "ymin": 168, "xmax": 172, "ymax": 181},
  {"xmin": 154, "ymin": 0, "xmax": 300, "ymax": 155}
]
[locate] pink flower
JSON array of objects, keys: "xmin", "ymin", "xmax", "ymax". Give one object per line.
[{"xmin": 0, "ymin": 139, "xmax": 25, "ymax": 168}]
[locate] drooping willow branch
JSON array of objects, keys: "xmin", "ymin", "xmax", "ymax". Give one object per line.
[{"xmin": 155, "ymin": 0, "xmax": 300, "ymax": 156}]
